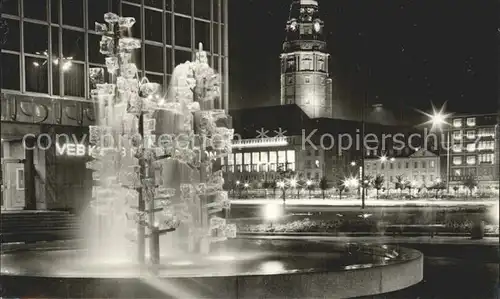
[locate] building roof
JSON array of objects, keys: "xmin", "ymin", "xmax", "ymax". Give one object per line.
[{"xmin": 229, "ymin": 104, "xmax": 418, "ymax": 140}]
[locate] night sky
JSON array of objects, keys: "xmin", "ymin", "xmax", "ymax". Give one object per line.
[{"xmin": 228, "ymin": 0, "xmax": 499, "ymax": 115}]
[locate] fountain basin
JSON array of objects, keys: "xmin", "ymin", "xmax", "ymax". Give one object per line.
[{"xmin": 0, "ymin": 238, "xmax": 423, "ymax": 299}]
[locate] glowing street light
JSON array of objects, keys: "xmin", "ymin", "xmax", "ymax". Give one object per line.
[
  {"xmin": 380, "ymin": 155, "xmax": 387, "ymax": 163},
  {"xmin": 306, "ymin": 180, "xmax": 312, "ymax": 186},
  {"xmin": 236, "ymin": 181, "xmax": 240, "ymax": 185},
  {"xmin": 421, "ymin": 104, "xmax": 453, "ymax": 194},
  {"xmin": 290, "ymin": 179, "xmax": 297, "ymax": 188},
  {"xmin": 244, "ymin": 183, "xmax": 249, "ymax": 188},
  {"xmin": 277, "ymin": 181, "xmax": 285, "ymax": 188},
  {"xmin": 390, "ymin": 157, "xmax": 395, "ymax": 162},
  {"xmin": 263, "ymin": 204, "xmax": 282, "ymax": 222},
  {"xmin": 350, "ymin": 161, "xmax": 356, "ymax": 167},
  {"xmin": 263, "ymin": 204, "xmax": 283, "ymax": 229}
]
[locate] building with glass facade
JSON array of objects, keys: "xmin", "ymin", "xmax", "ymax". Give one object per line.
[{"xmin": 0, "ymin": 0, "xmax": 229, "ymax": 211}]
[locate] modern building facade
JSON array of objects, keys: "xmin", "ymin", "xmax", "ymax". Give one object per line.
[
  {"xmin": 222, "ymin": 136, "xmax": 328, "ymax": 184},
  {"xmin": 280, "ymin": 0, "xmax": 333, "ymax": 119},
  {"xmin": 445, "ymin": 113, "xmax": 499, "ymax": 188},
  {"xmin": 0, "ymin": 0, "xmax": 229, "ymax": 211},
  {"xmin": 364, "ymin": 149, "xmax": 441, "ymax": 190}
]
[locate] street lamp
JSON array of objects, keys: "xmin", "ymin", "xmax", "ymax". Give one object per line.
[
  {"xmin": 350, "ymin": 161, "xmax": 356, "ymax": 167},
  {"xmin": 429, "ymin": 108, "xmax": 451, "ymax": 194},
  {"xmin": 306, "ymin": 180, "xmax": 312, "ymax": 198},
  {"xmin": 277, "ymin": 181, "xmax": 286, "ymax": 210},
  {"xmin": 244, "ymin": 183, "xmax": 249, "ymax": 196}
]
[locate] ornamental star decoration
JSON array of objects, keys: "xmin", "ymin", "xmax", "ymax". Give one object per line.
[
  {"xmin": 255, "ymin": 128, "xmax": 287, "ymax": 139},
  {"xmin": 274, "ymin": 128, "xmax": 287, "ymax": 138},
  {"xmin": 256, "ymin": 128, "xmax": 269, "ymax": 139}
]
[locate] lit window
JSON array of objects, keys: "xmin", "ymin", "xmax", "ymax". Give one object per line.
[
  {"xmin": 453, "ymin": 156, "xmax": 462, "ymax": 165},
  {"xmin": 453, "ymin": 169, "xmax": 462, "ymax": 176},
  {"xmin": 466, "ymin": 156, "xmax": 476, "ymax": 165},
  {"xmin": 453, "ymin": 119, "xmax": 462, "ymax": 128},
  {"xmin": 466, "ymin": 130, "xmax": 476, "ymax": 139},
  {"xmin": 466, "ymin": 117, "xmax": 476, "ymax": 127},
  {"xmin": 430, "ymin": 161, "xmax": 435, "ymax": 167},
  {"xmin": 466, "ymin": 143, "xmax": 476, "ymax": 152},
  {"xmin": 452, "ymin": 144, "xmax": 462, "ymax": 153},
  {"xmin": 453, "ymin": 130, "xmax": 463, "ymax": 140}
]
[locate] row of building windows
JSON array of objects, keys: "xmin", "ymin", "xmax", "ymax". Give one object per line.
[
  {"xmin": 384, "ymin": 175, "xmax": 436, "ymax": 184},
  {"xmin": 2, "ymin": 0, "xmax": 227, "ymax": 98},
  {"xmin": 453, "ymin": 130, "xmax": 497, "ymax": 140},
  {"xmin": 452, "ymin": 166, "xmax": 496, "ymax": 179},
  {"xmin": 282, "ymin": 54, "xmax": 327, "ymax": 73},
  {"xmin": 451, "ymin": 142, "xmax": 494, "ymax": 153},
  {"xmin": 453, "ymin": 156, "xmax": 483, "ymax": 165},
  {"xmin": 2, "ymin": 50, "xmax": 225, "ymax": 98},
  {"xmin": 366, "ymin": 160, "xmax": 436, "ymax": 171},
  {"xmin": 452, "ymin": 117, "xmax": 476, "ymax": 128},
  {"xmin": 222, "ymin": 151, "xmax": 296, "ymax": 172},
  {"xmin": 223, "ymin": 163, "xmax": 296, "ymax": 173},
  {"xmin": 2, "ymin": 17, "xmax": 224, "ymax": 67},
  {"xmin": 2, "ymin": 0, "xmax": 224, "ymax": 25}
]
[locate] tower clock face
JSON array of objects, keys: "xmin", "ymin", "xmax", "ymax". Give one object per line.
[{"xmin": 314, "ymin": 22, "xmax": 321, "ymax": 32}]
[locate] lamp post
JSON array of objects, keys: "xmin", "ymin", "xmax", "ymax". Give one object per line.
[
  {"xmin": 236, "ymin": 180, "xmax": 241, "ymax": 198},
  {"xmin": 306, "ymin": 180, "xmax": 312, "ymax": 198},
  {"xmin": 290, "ymin": 179, "xmax": 297, "ymax": 198},
  {"xmin": 429, "ymin": 110, "xmax": 451, "ymax": 194},
  {"xmin": 277, "ymin": 181, "xmax": 286, "ymax": 210},
  {"xmin": 244, "ymin": 183, "xmax": 249, "ymax": 197}
]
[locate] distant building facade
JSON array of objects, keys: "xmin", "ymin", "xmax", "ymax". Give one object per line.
[
  {"xmin": 445, "ymin": 113, "xmax": 499, "ymax": 188},
  {"xmin": 364, "ymin": 149, "xmax": 441, "ymax": 190}
]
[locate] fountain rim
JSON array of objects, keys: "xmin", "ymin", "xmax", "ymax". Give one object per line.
[{"xmin": 0, "ymin": 239, "xmax": 423, "ymax": 279}]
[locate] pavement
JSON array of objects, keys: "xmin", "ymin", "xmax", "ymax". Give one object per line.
[
  {"xmin": 237, "ymin": 234, "xmax": 500, "ymax": 246},
  {"xmin": 231, "ymin": 198, "xmax": 499, "ymax": 207}
]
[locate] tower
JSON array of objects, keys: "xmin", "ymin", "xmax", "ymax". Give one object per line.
[{"xmin": 280, "ymin": 0, "xmax": 333, "ymax": 118}]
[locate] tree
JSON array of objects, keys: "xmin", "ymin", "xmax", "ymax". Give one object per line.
[
  {"xmin": 306, "ymin": 180, "xmax": 315, "ymax": 198},
  {"xmin": 429, "ymin": 181, "xmax": 446, "ymax": 198},
  {"xmin": 262, "ymin": 180, "xmax": 270, "ymax": 198},
  {"xmin": 462, "ymin": 175, "xmax": 478, "ymax": 198},
  {"xmin": 297, "ymin": 179, "xmax": 306, "ymax": 198},
  {"xmin": 270, "ymin": 180, "xmax": 277, "ymax": 198},
  {"xmin": 373, "ymin": 174, "xmax": 384, "ymax": 200},
  {"xmin": 333, "ymin": 179, "xmax": 346, "ymax": 200},
  {"xmin": 361, "ymin": 175, "xmax": 373, "ymax": 198},
  {"xmin": 395, "ymin": 175, "xmax": 405, "ymax": 198},
  {"xmin": 319, "ymin": 176, "xmax": 329, "ymax": 199}
]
